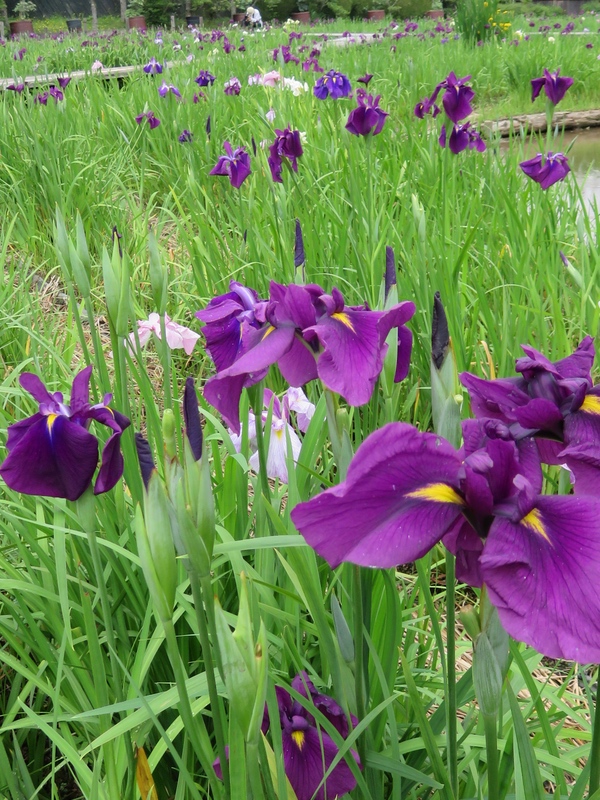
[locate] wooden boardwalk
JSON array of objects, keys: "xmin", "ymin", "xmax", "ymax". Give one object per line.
[{"xmin": 0, "ymin": 62, "xmax": 147, "ymax": 90}]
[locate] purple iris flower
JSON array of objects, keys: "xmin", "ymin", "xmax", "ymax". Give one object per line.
[
  {"xmin": 414, "ymin": 97, "xmax": 441, "ymax": 118},
  {"xmin": 313, "ymin": 70, "xmax": 352, "ymax": 99},
  {"xmin": 439, "ymin": 71, "xmax": 475, "ymax": 123},
  {"xmin": 272, "ymin": 675, "xmax": 360, "ymax": 800},
  {"xmin": 195, "ymin": 69, "xmax": 216, "ymax": 86},
  {"xmin": 7, "ymin": 82, "xmax": 25, "ymax": 92},
  {"xmin": 346, "ymin": 93, "xmax": 388, "ymax": 137},
  {"xmin": 284, "ymin": 49, "xmax": 300, "ymax": 65},
  {"xmin": 35, "ymin": 92, "xmax": 49, "ymax": 105},
  {"xmin": 193, "ymin": 91, "xmax": 206, "ymax": 103},
  {"xmin": 199, "ymin": 281, "xmax": 415, "ymax": 433},
  {"xmin": 223, "ymin": 37, "xmax": 235, "ymax": 53},
  {"xmin": 268, "ymin": 127, "xmax": 303, "ymax": 183},
  {"xmin": 0, "ymin": 366, "xmax": 130, "ymax": 501},
  {"xmin": 214, "ymin": 673, "xmax": 360, "ymax": 799},
  {"xmin": 57, "ymin": 76, "xmax": 71, "ymax": 89},
  {"xmin": 135, "ymin": 110, "xmax": 161, "ymax": 129},
  {"xmin": 416, "ymin": 72, "xmax": 474, "ymax": 124},
  {"xmin": 439, "ymin": 121, "xmax": 486, "ymax": 154},
  {"xmin": 178, "ymin": 129, "xmax": 193, "ymax": 143},
  {"xmin": 531, "ymin": 68, "xmax": 573, "ymax": 105},
  {"xmin": 223, "ymin": 77, "xmax": 241, "ymax": 95},
  {"xmin": 519, "ymin": 151, "xmax": 570, "ymax": 189},
  {"xmin": 143, "ymin": 57, "xmax": 163, "ymax": 74},
  {"xmin": 291, "ymin": 418, "xmax": 600, "ymax": 663},
  {"xmin": 357, "ymin": 72, "xmax": 373, "ymax": 85},
  {"xmin": 195, "ymin": 280, "xmax": 266, "ymax": 372},
  {"xmin": 49, "ymin": 85, "xmax": 64, "ymax": 102},
  {"xmin": 158, "ymin": 81, "xmax": 182, "ymax": 98},
  {"xmin": 14, "ymin": 47, "xmax": 26, "ymax": 60},
  {"xmin": 302, "ymin": 57, "xmax": 323, "ymax": 72},
  {"xmin": 209, "ymin": 141, "xmax": 251, "ymax": 189},
  {"xmin": 460, "ymin": 336, "xmax": 600, "ymax": 493}
]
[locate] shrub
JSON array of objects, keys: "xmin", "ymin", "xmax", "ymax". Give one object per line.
[
  {"xmin": 388, "ymin": 0, "xmax": 431, "ymax": 17},
  {"xmin": 143, "ymin": 0, "xmax": 177, "ymax": 24}
]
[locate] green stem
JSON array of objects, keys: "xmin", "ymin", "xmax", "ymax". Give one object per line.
[
  {"xmin": 249, "ymin": 384, "xmax": 272, "ymax": 503},
  {"xmin": 189, "ymin": 569, "xmax": 229, "ymax": 796},
  {"xmin": 353, "ymin": 565, "xmax": 367, "ymax": 767},
  {"xmin": 364, "ymin": 136, "xmax": 375, "ymax": 304},
  {"xmin": 590, "ymin": 679, "xmax": 600, "ymax": 796},
  {"xmin": 545, "ymin": 99, "xmax": 555, "ymax": 152},
  {"xmin": 87, "ymin": 528, "xmax": 118, "ymax": 681},
  {"xmin": 158, "ymin": 312, "xmax": 173, "ymax": 411},
  {"xmin": 86, "ymin": 527, "xmax": 128, "ymax": 798},
  {"xmin": 201, "ymin": 573, "xmax": 224, "ymax": 680},
  {"xmin": 483, "ymin": 713, "xmax": 499, "ymax": 800},
  {"xmin": 324, "ymin": 390, "xmax": 343, "ymax": 475},
  {"xmin": 445, "ymin": 550, "xmax": 458, "ymax": 798},
  {"xmin": 83, "ymin": 295, "xmax": 111, "ymax": 391},
  {"xmin": 110, "ymin": 326, "xmax": 142, "ymax": 505},
  {"xmin": 246, "ymin": 740, "xmax": 266, "ymax": 800},
  {"xmin": 163, "ymin": 619, "xmax": 223, "ymax": 799}
]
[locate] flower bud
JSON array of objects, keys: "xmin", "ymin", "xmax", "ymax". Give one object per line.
[
  {"xmin": 102, "ymin": 245, "xmax": 120, "ymax": 328},
  {"xmin": 430, "ymin": 292, "xmax": 461, "ymax": 447},
  {"xmin": 331, "ymin": 592, "xmax": 354, "ymax": 664},
  {"xmin": 102, "ymin": 234, "xmax": 131, "ymax": 336},
  {"xmin": 412, "ymin": 193, "xmax": 426, "ymax": 242},
  {"xmin": 76, "ymin": 212, "xmax": 91, "ymax": 279},
  {"xmin": 135, "ymin": 496, "xmax": 176, "ymax": 625},
  {"xmin": 214, "ymin": 573, "xmax": 268, "ymax": 743},
  {"xmin": 54, "ymin": 207, "xmax": 91, "ymax": 299},
  {"xmin": 473, "ymin": 631, "xmax": 503, "ymax": 718},
  {"xmin": 162, "ymin": 409, "xmax": 177, "ymax": 460},
  {"xmin": 148, "ymin": 231, "xmax": 168, "ymax": 316}
]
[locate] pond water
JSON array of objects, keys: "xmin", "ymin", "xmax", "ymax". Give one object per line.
[
  {"xmin": 513, "ymin": 128, "xmax": 600, "ymax": 209},
  {"xmin": 564, "ymin": 128, "xmax": 600, "ymax": 208}
]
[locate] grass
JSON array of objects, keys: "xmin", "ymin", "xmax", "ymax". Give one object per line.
[{"xmin": 0, "ymin": 13, "xmax": 599, "ymax": 800}]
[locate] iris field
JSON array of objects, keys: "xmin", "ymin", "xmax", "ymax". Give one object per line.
[{"xmin": 1, "ymin": 11, "xmax": 600, "ymax": 800}]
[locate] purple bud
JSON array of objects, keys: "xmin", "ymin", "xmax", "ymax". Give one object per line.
[
  {"xmin": 135, "ymin": 433, "xmax": 156, "ymax": 488},
  {"xmin": 294, "ymin": 219, "xmax": 305, "ymax": 268},
  {"xmin": 183, "ymin": 377, "xmax": 203, "ymax": 460},
  {"xmin": 431, "ymin": 291, "xmax": 449, "ymax": 369},
  {"xmin": 384, "ymin": 246, "xmax": 396, "ymax": 301}
]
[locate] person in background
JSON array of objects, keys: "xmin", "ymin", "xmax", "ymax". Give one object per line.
[{"xmin": 245, "ymin": 5, "xmax": 263, "ymax": 27}]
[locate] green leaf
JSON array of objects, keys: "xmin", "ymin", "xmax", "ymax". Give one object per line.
[{"xmin": 507, "ymin": 684, "xmax": 545, "ymax": 800}]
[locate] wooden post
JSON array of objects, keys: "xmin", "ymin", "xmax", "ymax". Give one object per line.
[
  {"xmin": 120, "ymin": 0, "xmax": 127, "ymax": 24},
  {"xmin": 90, "ymin": 0, "xmax": 98, "ymax": 33},
  {"xmin": 0, "ymin": 21, "xmax": 4, "ymax": 39},
  {"xmin": 170, "ymin": 13, "xmax": 175, "ymax": 29}
]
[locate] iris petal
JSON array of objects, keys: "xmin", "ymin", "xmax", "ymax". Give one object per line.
[
  {"xmin": 481, "ymin": 495, "xmax": 600, "ymax": 662},
  {"xmin": 0, "ymin": 415, "xmax": 99, "ymax": 501},
  {"xmin": 282, "ymin": 726, "xmax": 359, "ymax": 800},
  {"xmin": 292, "ymin": 423, "xmax": 463, "ymax": 568}
]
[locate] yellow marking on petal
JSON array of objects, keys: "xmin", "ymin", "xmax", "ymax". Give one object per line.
[
  {"xmin": 522, "ymin": 509, "xmax": 552, "ymax": 545},
  {"xmin": 405, "ymin": 483, "xmax": 464, "ymax": 505},
  {"xmin": 262, "ymin": 325, "xmax": 276, "ymax": 339},
  {"xmin": 580, "ymin": 395, "xmax": 600, "ymax": 415},
  {"xmin": 46, "ymin": 414, "xmax": 58, "ymax": 433},
  {"xmin": 291, "ymin": 730, "xmax": 305, "ymax": 750},
  {"xmin": 331, "ymin": 312, "xmax": 355, "ymax": 332},
  {"xmin": 275, "ymin": 429, "xmax": 284, "ymax": 439}
]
